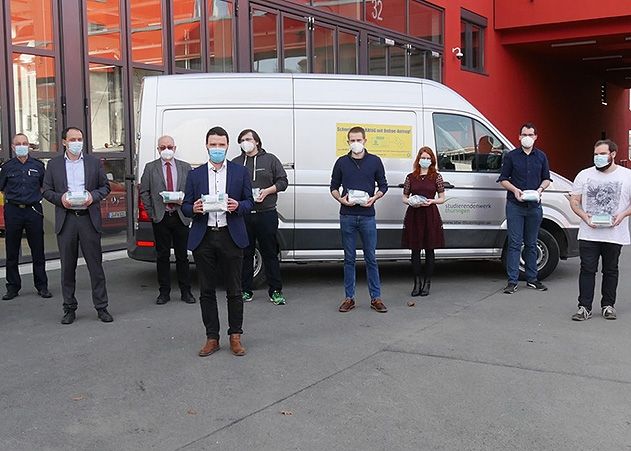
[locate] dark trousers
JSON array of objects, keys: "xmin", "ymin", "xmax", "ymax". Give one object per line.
[
  {"xmin": 57, "ymin": 213, "xmax": 108, "ymax": 312},
  {"xmin": 151, "ymin": 212, "xmax": 191, "ymax": 296},
  {"xmin": 578, "ymin": 240, "xmax": 622, "ymax": 311},
  {"xmin": 193, "ymin": 227, "xmax": 243, "ymax": 339},
  {"xmin": 242, "ymin": 209, "xmax": 282, "ymax": 296},
  {"xmin": 411, "ymin": 249, "xmax": 435, "ymax": 279},
  {"xmin": 4, "ymin": 203, "xmax": 48, "ymax": 293}
]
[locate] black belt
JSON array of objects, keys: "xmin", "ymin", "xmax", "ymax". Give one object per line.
[
  {"xmin": 207, "ymin": 226, "xmax": 227, "ymax": 232},
  {"xmin": 68, "ymin": 209, "xmax": 89, "ymax": 216},
  {"xmin": 8, "ymin": 201, "xmax": 38, "ymax": 208}
]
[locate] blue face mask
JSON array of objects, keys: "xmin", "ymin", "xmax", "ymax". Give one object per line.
[
  {"xmin": 594, "ymin": 154, "xmax": 610, "ymax": 169},
  {"xmin": 15, "ymin": 145, "xmax": 29, "ymax": 157},
  {"xmin": 420, "ymin": 158, "xmax": 431, "ymax": 169},
  {"xmin": 68, "ymin": 141, "xmax": 83, "ymax": 155},
  {"xmin": 208, "ymin": 147, "xmax": 226, "ymax": 164}
]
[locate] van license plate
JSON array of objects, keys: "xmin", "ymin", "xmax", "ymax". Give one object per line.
[{"xmin": 108, "ymin": 211, "xmax": 126, "ymax": 218}]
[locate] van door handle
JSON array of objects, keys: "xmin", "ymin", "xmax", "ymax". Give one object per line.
[
  {"xmin": 443, "ymin": 181, "xmax": 454, "ymax": 189},
  {"xmin": 283, "ymin": 163, "xmax": 294, "ymax": 170}
]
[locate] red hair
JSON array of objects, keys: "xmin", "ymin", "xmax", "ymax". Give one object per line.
[{"xmin": 412, "ymin": 146, "xmax": 437, "ymax": 179}]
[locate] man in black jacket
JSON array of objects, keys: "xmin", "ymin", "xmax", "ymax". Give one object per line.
[{"xmin": 232, "ymin": 129, "xmax": 288, "ymax": 305}]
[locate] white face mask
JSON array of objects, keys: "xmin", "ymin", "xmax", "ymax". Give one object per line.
[
  {"xmin": 160, "ymin": 149, "xmax": 174, "ymax": 160},
  {"xmin": 240, "ymin": 140, "xmax": 255, "ymax": 153},
  {"xmin": 15, "ymin": 145, "xmax": 29, "ymax": 157},
  {"xmin": 67, "ymin": 141, "xmax": 83, "ymax": 155},
  {"xmin": 520, "ymin": 136, "xmax": 535, "ymax": 149},
  {"xmin": 350, "ymin": 141, "xmax": 364, "ymax": 154},
  {"xmin": 420, "ymin": 158, "xmax": 431, "ymax": 169}
]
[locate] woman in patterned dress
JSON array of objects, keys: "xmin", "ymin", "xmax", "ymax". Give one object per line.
[{"xmin": 402, "ymin": 147, "xmax": 446, "ymax": 296}]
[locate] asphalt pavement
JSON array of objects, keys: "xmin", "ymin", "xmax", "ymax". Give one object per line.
[{"xmin": 1, "ymin": 250, "xmax": 631, "ymax": 451}]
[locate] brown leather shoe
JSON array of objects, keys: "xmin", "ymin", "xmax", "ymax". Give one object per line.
[
  {"xmin": 338, "ymin": 297, "xmax": 355, "ymax": 312},
  {"xmin": 229, "ymin": 334, "xmax": 246, "ymax": 356},
  {"xmin": 198, "ymin": 338, "xmax": 220, "ymax": 357},
  {"xmin": 370, "ymin": 298, "xmax": 388, "ymax": 313}
]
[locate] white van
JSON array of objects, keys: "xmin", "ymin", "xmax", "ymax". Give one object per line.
[{"xmin": 129, "ymin": 73, "xmax": 579, "ymax": 284}]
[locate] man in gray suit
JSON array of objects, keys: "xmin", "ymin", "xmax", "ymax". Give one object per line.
[
  {"xmin": 140, "ymin": 135, "xmax": 195, "ymax": 305},
  {"xmin": 42, "ymin": 126, "xmax": 113, "ymax": 325}
]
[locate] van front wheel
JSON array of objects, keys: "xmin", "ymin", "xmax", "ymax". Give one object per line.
[
  {"xmin": 502, "ymin": 228, "xmax": 560, "ymax": 281},
  {"xmin": 252, "ymin": 247, "xmax": 267, "ymax": 288}
]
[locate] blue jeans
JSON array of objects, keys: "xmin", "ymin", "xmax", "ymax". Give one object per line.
[
  {"xmin": 505, "ymin": 201, "xmax": 542, "ymax": 284},
  {"xmin": 340, "ymin": 214, "xmax": 381, "ymax": 300}
]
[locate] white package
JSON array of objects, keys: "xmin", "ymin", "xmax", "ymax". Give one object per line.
[
  {"xmin": 591, "ymin": 213, "xmax": 613, "ymax": 228},
  {"xmin": 66, "ymin": 190, "xmax": 89, "ymax": 209},
  {"xmin": 348, "ymin": 189, "xmax": 369, "ymax": 206},
  {"xmin": 252, "ymin": 188, "xmax": 261, "ymax": 199},
  {"xmin": 521, "ymin": 190, "xmax": 540, "ymax": 202},
  {"xmin": 160, "ymin": 191, "xmax": 184, "ymax": 203},
  {"xmin": 202, "ymin": 193, "xmax": 228, "ymax": 213},
  {"xmin": 408, "ymin": 195, "xmax": 428, "ymax": 207}
]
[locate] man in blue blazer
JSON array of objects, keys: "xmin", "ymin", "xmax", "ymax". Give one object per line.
[
  {"xmin": 42, "ymin": 126, "xmax": 113, "ymax": 325},
  {"xmin": 182, "ymin": 126, "xmax": 254, "ymax": 357}
]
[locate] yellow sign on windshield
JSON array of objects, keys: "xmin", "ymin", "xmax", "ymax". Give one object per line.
[{"xmin": 336, "ymin": 123, "xmax": 413, "ymax": 159}]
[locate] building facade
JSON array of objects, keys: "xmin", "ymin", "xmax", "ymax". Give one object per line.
[{"xmin": 0, "ymin": 0, "xmax": 630, "ymax": 262}]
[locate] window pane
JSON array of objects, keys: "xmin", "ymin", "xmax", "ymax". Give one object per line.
[
  {"xmin": 312, "ymin": 0, "xmax": 362, "ymax": 20},
  {"xmin": 368, "ymin": 39, "xmax": 386, "ymax": 76},
  {"xmin": 366, "ymin": 0, "xmax": 405, "ymax": 34},
  {"xmin": 409, "ymin": 48, "xmax": 425, "ymax": 78},
  {"xmin": 252, "ymin": 9, "xmax": 278, "ymax": 73},
  {"xmin": 433, "ymin": 113, "xmax": 475, "ymax": 172},
  {"xmin": 313, "ymin": 25, "xmax": 335, "ymax": 74},
  {"xmin": 283, "ymin": 17, "xmax": 307, "ymax": 73},
  {"xmin": 471, "ymin": 24, "xmax": 482, "ymax": 70},
  {"xmin": 89, "ymin": 64, "xmax": 124, "ymax": 152},
  {"xmin": 12, "ymin": 53, "xmax": 57, "ymax": 152},
  {"xmin": 132, "ymin": 68, "xmax": 162, "ymax": 132},
  {"xmin": 390, "ymin": 46, "xmax": 405, "ymax": 76},
  {"xmin": 209, "ymin": 0, "xmax": 234, "ymax": 72},
  {"xmin": 130, "ymin": 0, "xmax": 163, "ymax": 66},
  {"xmin": 409, "ymin": 1, "xmax": 442, "ymax": 44},
  {"xmin": 338, "ymin": 30, "xmax": 357, "ymax": 74},
  {"xmin": 87, "ymin": 0, "xmax": 122, "ymax": 60},
  {"xmin": 11, "ymin": 0, "xmax": 54, "ymax": 50},
  {"xmin": 473, "ymin": 121, "xmax": 505, "ymax": 172},
  {"xmin": 460, "ymin": 21, "xmax": 467, "ymax": 67},
  {"xmin": 427, "ymin": 52, "xmax": 441, "ymax": 81},
  {"xmin": 173, "ymin": 0, "xmax": 201, "ymax": 70}
]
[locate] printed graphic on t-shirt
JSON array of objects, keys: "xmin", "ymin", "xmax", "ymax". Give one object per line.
[{"xmin": 585, "ymin": 179, "xmax": 622, "ymax": 215}]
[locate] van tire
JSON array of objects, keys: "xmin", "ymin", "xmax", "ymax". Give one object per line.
[
  {"xmin": 252, "ymin": 247, "xmax": 267, "ymax": 288},
  {"xmin": 502, "ymin": 228, "xmax": 560, "ymax": 281}
]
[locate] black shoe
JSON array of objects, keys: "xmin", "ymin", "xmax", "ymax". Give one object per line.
[
  {"xmin": 2, "ymin": 291, "xmax": 19, "ymax": 300},
  {"xmin": 61, "ymin": 311, "xmax": 76, "ymax": 325},
  {"xmin": 411, "ymin": 276, "xmax": 421, "ymax": 297},
  {"xmin": 420, "ymin": 280, "xmax": 431, "ymax": 297},
  {"xmin": 156, "ymin": 294, "xmax": 170, "ymax": 305},
  {"xmin": 181, "ymin": 292, "xmax": 196, "ymax": 304},
  {"xmin": 37, "ymin": 289, "xmax": 53, "ymax": 298},
  {"xmin": 503, "ymin": 283, "xmax": 518, "ymax": 294},
  {"xmin": 526, "ymin": 281, "xmax": 548, "ymax": 291},
  {"xmin": 97, "ymin": 308, "xmax": 113, "ymax": 323}
]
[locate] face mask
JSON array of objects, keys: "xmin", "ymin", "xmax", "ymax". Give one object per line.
[
  {"xmin": 520, "ymin": 136, "xmax": 535, "ymax": 149},
  {"xmin": 67, "ymin": 141, "xmax": 83, "ymax": 155},
  {"xmin": 240, "ymin": 140, "xmax": 255, "ymax": 153},
  {"xmin": 594, "ymin": 154, "xmax": 611, "ymax": 170},
  {"xmin": 160, "ymin": 149, "xmax": 174, "ymax": 160},
  {"xmin": 350, "ymin": 141, "xmax": 364, "ymax": 154},
  {"xmin": 420, "ymin": 158, "xmax": 431, "ymax": 169},
  {"xmin": 208, "ymin": 148, "xmax": 226, "ymax": 164},
  {"xmin": 15, "ymin": 145, "xmax": 29, "ymax": 157}
]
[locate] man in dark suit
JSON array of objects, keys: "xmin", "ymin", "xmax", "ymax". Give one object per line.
[
  {"xmin": 182, "ymin": 126, "xmax": 253, "ymax": 357},
  {"xmin": 140, "ymin": 135, "xmax": 195, "ymax": 305},
  {"xmin": 42, "ymin": 126, "xmax": 113, "ymax": 325}
]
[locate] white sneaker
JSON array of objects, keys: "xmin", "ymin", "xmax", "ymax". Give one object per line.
[
  {"xmin": 602, "ymin": 306, "xmax": 617, "ymax": 320},
  {"xmin": 571, "ymin": 306, "xmax": 592, "ymax": 321}
]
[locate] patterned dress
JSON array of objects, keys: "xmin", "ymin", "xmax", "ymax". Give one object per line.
[{"xmin": 402, "ymin": 172, "xmax": 445, "ymax": 250}]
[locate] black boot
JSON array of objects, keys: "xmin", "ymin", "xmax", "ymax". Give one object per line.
[
  {"xmin": 411, "ymin": 276, "xmax": 421, "ymax": 297},
  {"xmin": 420, "ymin": 278, "xmax": 431, "ymax": 296}
]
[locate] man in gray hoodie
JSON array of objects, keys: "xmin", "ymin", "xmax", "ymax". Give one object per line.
[{"xmin": 233, "ymin": 129, "xmax": 288, "ymax": 305}]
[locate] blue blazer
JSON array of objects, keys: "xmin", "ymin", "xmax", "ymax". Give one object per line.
[{"xmin": 182, "ymin": 161, "xmax": 253, "ymax": 251}]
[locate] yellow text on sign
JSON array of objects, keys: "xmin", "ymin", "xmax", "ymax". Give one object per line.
[{"xmin": 336, "ymin": 123, "xmax": 413, "ymax": 159}]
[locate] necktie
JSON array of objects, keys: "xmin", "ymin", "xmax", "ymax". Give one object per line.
[{"xmin": 165, "ymin": 161, "xmax": 175, "ymax": 210}]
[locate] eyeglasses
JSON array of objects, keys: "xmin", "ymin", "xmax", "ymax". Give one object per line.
[{"xmin": 158, "ymin": 145, "xmax": 175, "ymax": 150}]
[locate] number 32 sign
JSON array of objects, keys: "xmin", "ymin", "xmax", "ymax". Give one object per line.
[{"xmin": 370, "ymin": 0, "xmax": 383, "ymax": 21}]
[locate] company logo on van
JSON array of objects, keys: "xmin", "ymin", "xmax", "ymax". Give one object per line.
[{"xmin": 443, "ymin": 197, "xmax": 492, "ymax": 214}]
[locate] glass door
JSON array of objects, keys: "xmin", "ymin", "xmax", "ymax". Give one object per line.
[{"xmin": 282, "ymin": 15, "xmax": 308, "ymax": 73}]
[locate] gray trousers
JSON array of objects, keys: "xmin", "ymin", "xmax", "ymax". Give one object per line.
[{"xmin": 57, "ymin": 213, "xmax": 108, "ymax": 312}]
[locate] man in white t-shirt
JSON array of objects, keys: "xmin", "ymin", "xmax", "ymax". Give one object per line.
[{"xmin": 569, "ymin": 139, "xmax": 631, "ymax": 321}]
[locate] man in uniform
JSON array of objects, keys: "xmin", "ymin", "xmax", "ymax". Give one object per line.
[{"xmin": 0, "ymin": 133, "xmax": 51, "ymax": 300}]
